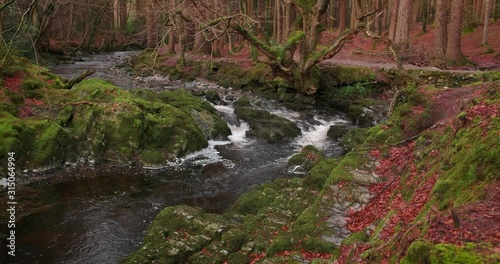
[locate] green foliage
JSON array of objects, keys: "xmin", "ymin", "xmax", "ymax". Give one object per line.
[{"xmin": 334, "ymin": 83, "xmax": 369, "ymax": 98}]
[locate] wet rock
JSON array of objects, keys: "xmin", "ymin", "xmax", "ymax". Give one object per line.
[
  {"xmin": 234, "ymin": 98, "xmax": 301, "ymax": 143},
  {"xmin": 204, "ymin": 90, "xmax": 226, "ymax": 105},
  {"xmin": 327, "ymin": 125, "xmax": 349, "ymax": 140}
]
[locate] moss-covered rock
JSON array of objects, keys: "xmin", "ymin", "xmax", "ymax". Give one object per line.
[
  {"xmin": 234, "ymin": 98, "xmax": 301, "ymax": 143},
  {"xmin": 123, "ymin": 206, "xmax": 233, "ymax": 264},
  {"xmin": 327, "ymin": 125, "xmax": 349, "ymax": 140},
  {"xmin": 31, "ymin": 122, "xmax": 71, "ymax": 167},
  {"xmin": 0, "ymin": 65, "xmax": 231, "ymax": 169},
  {"xmin": 133, "ymin": 89, "xmax": 231, "ymax": 140},
  {"xmin": 341, "ymin": 127, "xmax": 369, "ymax": 152},
  {"xmin": 429, "ymin": 243, "xmax": 488, "ymax": 264}
]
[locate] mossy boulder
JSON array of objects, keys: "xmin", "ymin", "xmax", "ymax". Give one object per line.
[
  {"xmin": 31, "ymin": 122, "xmax": 71, "ymax": 167},
  {"xmin": 234, "ymin": 98, "xmax": 301, "ymax": 143},
  {"xmin": 123, "ymin": 206, "xmax": 233, "ymax": 264},
  {"xmin": 340, "ymin": 127, "xmax": 369, "ymax": 152},
  {"xmin": 327, "ymin": 125, "xmax": 349, "ymax": 140},
  {"xmin": 346, "ymin": 104, "xmax": 375, "ymax": 127},
  {"xmin": 1, "ymin": 72, "xmax": 230, "ymax": 169},
  {"xmin": 288, "ymin": 145, "xmax": 323, "ymax": 174},
  {"xmin": 134, "ymin": 89, "xmax": 231, "ymax": 140}
]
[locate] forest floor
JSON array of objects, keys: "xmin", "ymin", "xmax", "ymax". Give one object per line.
[{"xmin": 156, "ymin": 22, "xmax": 500, "ymax": 72}]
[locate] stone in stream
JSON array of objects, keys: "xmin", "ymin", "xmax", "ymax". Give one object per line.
[{"xmin": 233, "ymin": 97, "xmax": 301, "ymax": 143}]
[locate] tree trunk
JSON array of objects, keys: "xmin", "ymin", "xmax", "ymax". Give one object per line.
[
  {"xmin": 339, "ymin": 0, "xmax": 348, "ymax": 32},
  {"xmin": 167, "ymin": 30, "xmax": 175, "ymax": 54},
  {"xmin": 146, "ymin": 0, "xmax": 156, "ymax": 48},
  {"xmin": 0, "ymin": 0, "xmax": 3, "ymax": 44},
  {"xmin": 119, "ymin": 0, "xmax": 127, "ymax": 31},
  {"xmin": 284, "ymin": 4, "xmax": 291, "ymax": 39},
  {"xmin": 446, "ymin": 0, "xmax": 465, "ymax": 63},
  {"xmin": 435, "ymin": 0, "xmax": 448, "ymax": 55},
  {"xmin": 422, "ymin": 0, "xmax": 429, "ymax": 32},
  {"xmin": 394, "ymin": 0, "xmax": 412, "ymax": 47},
  {"xmin": 389, "ymin": 0, "xmax": 400, "ymax": 41},
  {"xmin": 483, "ymin": 0, "xmax": 491, "ymax": 45},
  {"xmin": 494, "ymin": 0, "xmax": 499, "ymax": 21}
]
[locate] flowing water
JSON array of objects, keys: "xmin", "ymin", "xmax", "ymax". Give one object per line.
[{"xmin": 0, "ymin": 52, "xmax": 352, "ymax": 264}]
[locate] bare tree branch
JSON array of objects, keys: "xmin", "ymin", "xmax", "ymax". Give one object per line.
[{"xmin": 0, "ymin": 0, "xmax": 16, "ymax": 12}]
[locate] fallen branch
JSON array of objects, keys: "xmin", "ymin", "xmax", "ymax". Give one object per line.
[
  {"xmin": 386, "ymin": 88, "xmax": 402, "ymax": 118},
  {"xmin": 64, "ymin": 69, "xmax": 95, "ymax": 89}
]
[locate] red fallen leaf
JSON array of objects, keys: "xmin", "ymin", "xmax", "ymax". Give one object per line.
[
  {"xmin": 281, "ymin": 226, "xmax": 289, "ymax": 232},
  {"xmin": 19, "ymin": 106, "xmax": 34, "ymax": 118},
  {"xmin": 4, "ymin": 75, "xmax": 24, "ymax": 93},
  {"xmin": 272, "ymin": 231, "xmax": 279, "ymax": 236},
  {"xmin": 249, "ymin": 253, "xmax": 266, "ymax": 264},
  {"xmin": 276, "ymin": 250, "xmax": 292, "ymax": 257}
]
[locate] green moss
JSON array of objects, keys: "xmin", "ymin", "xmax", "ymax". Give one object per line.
[
  {"xmin": 320, "ymin": 66, "xmax": 375, "ymax": 86},
  {"xmin": 401, "ymin": 240, "xmax": 434, "ymax": 264},
  {"xmin": 267, "ymin": 235, "xmax": 296, "ymax": 256},
  {"xmin": 429, "ymin": 243, "xmax": 486, "ymax": 264},
  {"xmin": 21, "ymin": 78, "xmax": 43, "ymax": 94},
  {"xmin": 31, "ymin": 122, "xmax": 71, "ymax": 167},
  {"xmin": 141, "ymin": 149, "xmax": 166, "ymax": 165},
  {"xmin": 365, "ymin": 125, "xmax": 393, "ymax": 145},
  {"xmin": 341, "ymin": 127, "xmax": 369, "ymax": 152},
  {"xmin": 220, "ymin": 228, "xmax": 247, "ymax": 252},
  {"xmin": 135, "ymin": 89, "xmax": 230, "ymax": 140},
  {"xmin": 228, "ymin": 184, "xmax": 275, "ymax": 215},
  {"xmin": 341, "ymin": 231, "xmax": 369, "ymax": 245},
  {"xmin": 304, "ymin": 157, "xmax": 338, "ymax": 190},
  {"xmin": 123, "ymin": 206, "xmax": 230, "ymax": 264}
]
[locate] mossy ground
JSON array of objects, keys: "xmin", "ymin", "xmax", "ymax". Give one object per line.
[{"xmin": 0, "ymin": 58, "xmax": 230, "ymax": 171}]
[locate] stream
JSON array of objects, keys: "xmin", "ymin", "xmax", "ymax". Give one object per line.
[{"xmin": 1, "ymin": 52, "xmax": 352, "ymax": 264}]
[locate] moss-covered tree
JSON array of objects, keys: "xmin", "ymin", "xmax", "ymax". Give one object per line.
[{"xmin": 202, "ymin": 0, "xmax": 391, "ymax": 95}]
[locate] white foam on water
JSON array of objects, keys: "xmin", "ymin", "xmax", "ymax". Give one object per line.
[
  {"xmin": 213, "ymin": 105, "xmax": 234, "ymax": 114},
  {"xmin": 294, "ymin": 117, "xmax": 350, "ymax": 149},
  {"xmin": 228, "ymin": 122, "xmax": 251, "ymax": 145},
  {"xmin": 213, "ymin": 103, "xmax": 251, "ymax": 145}
]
